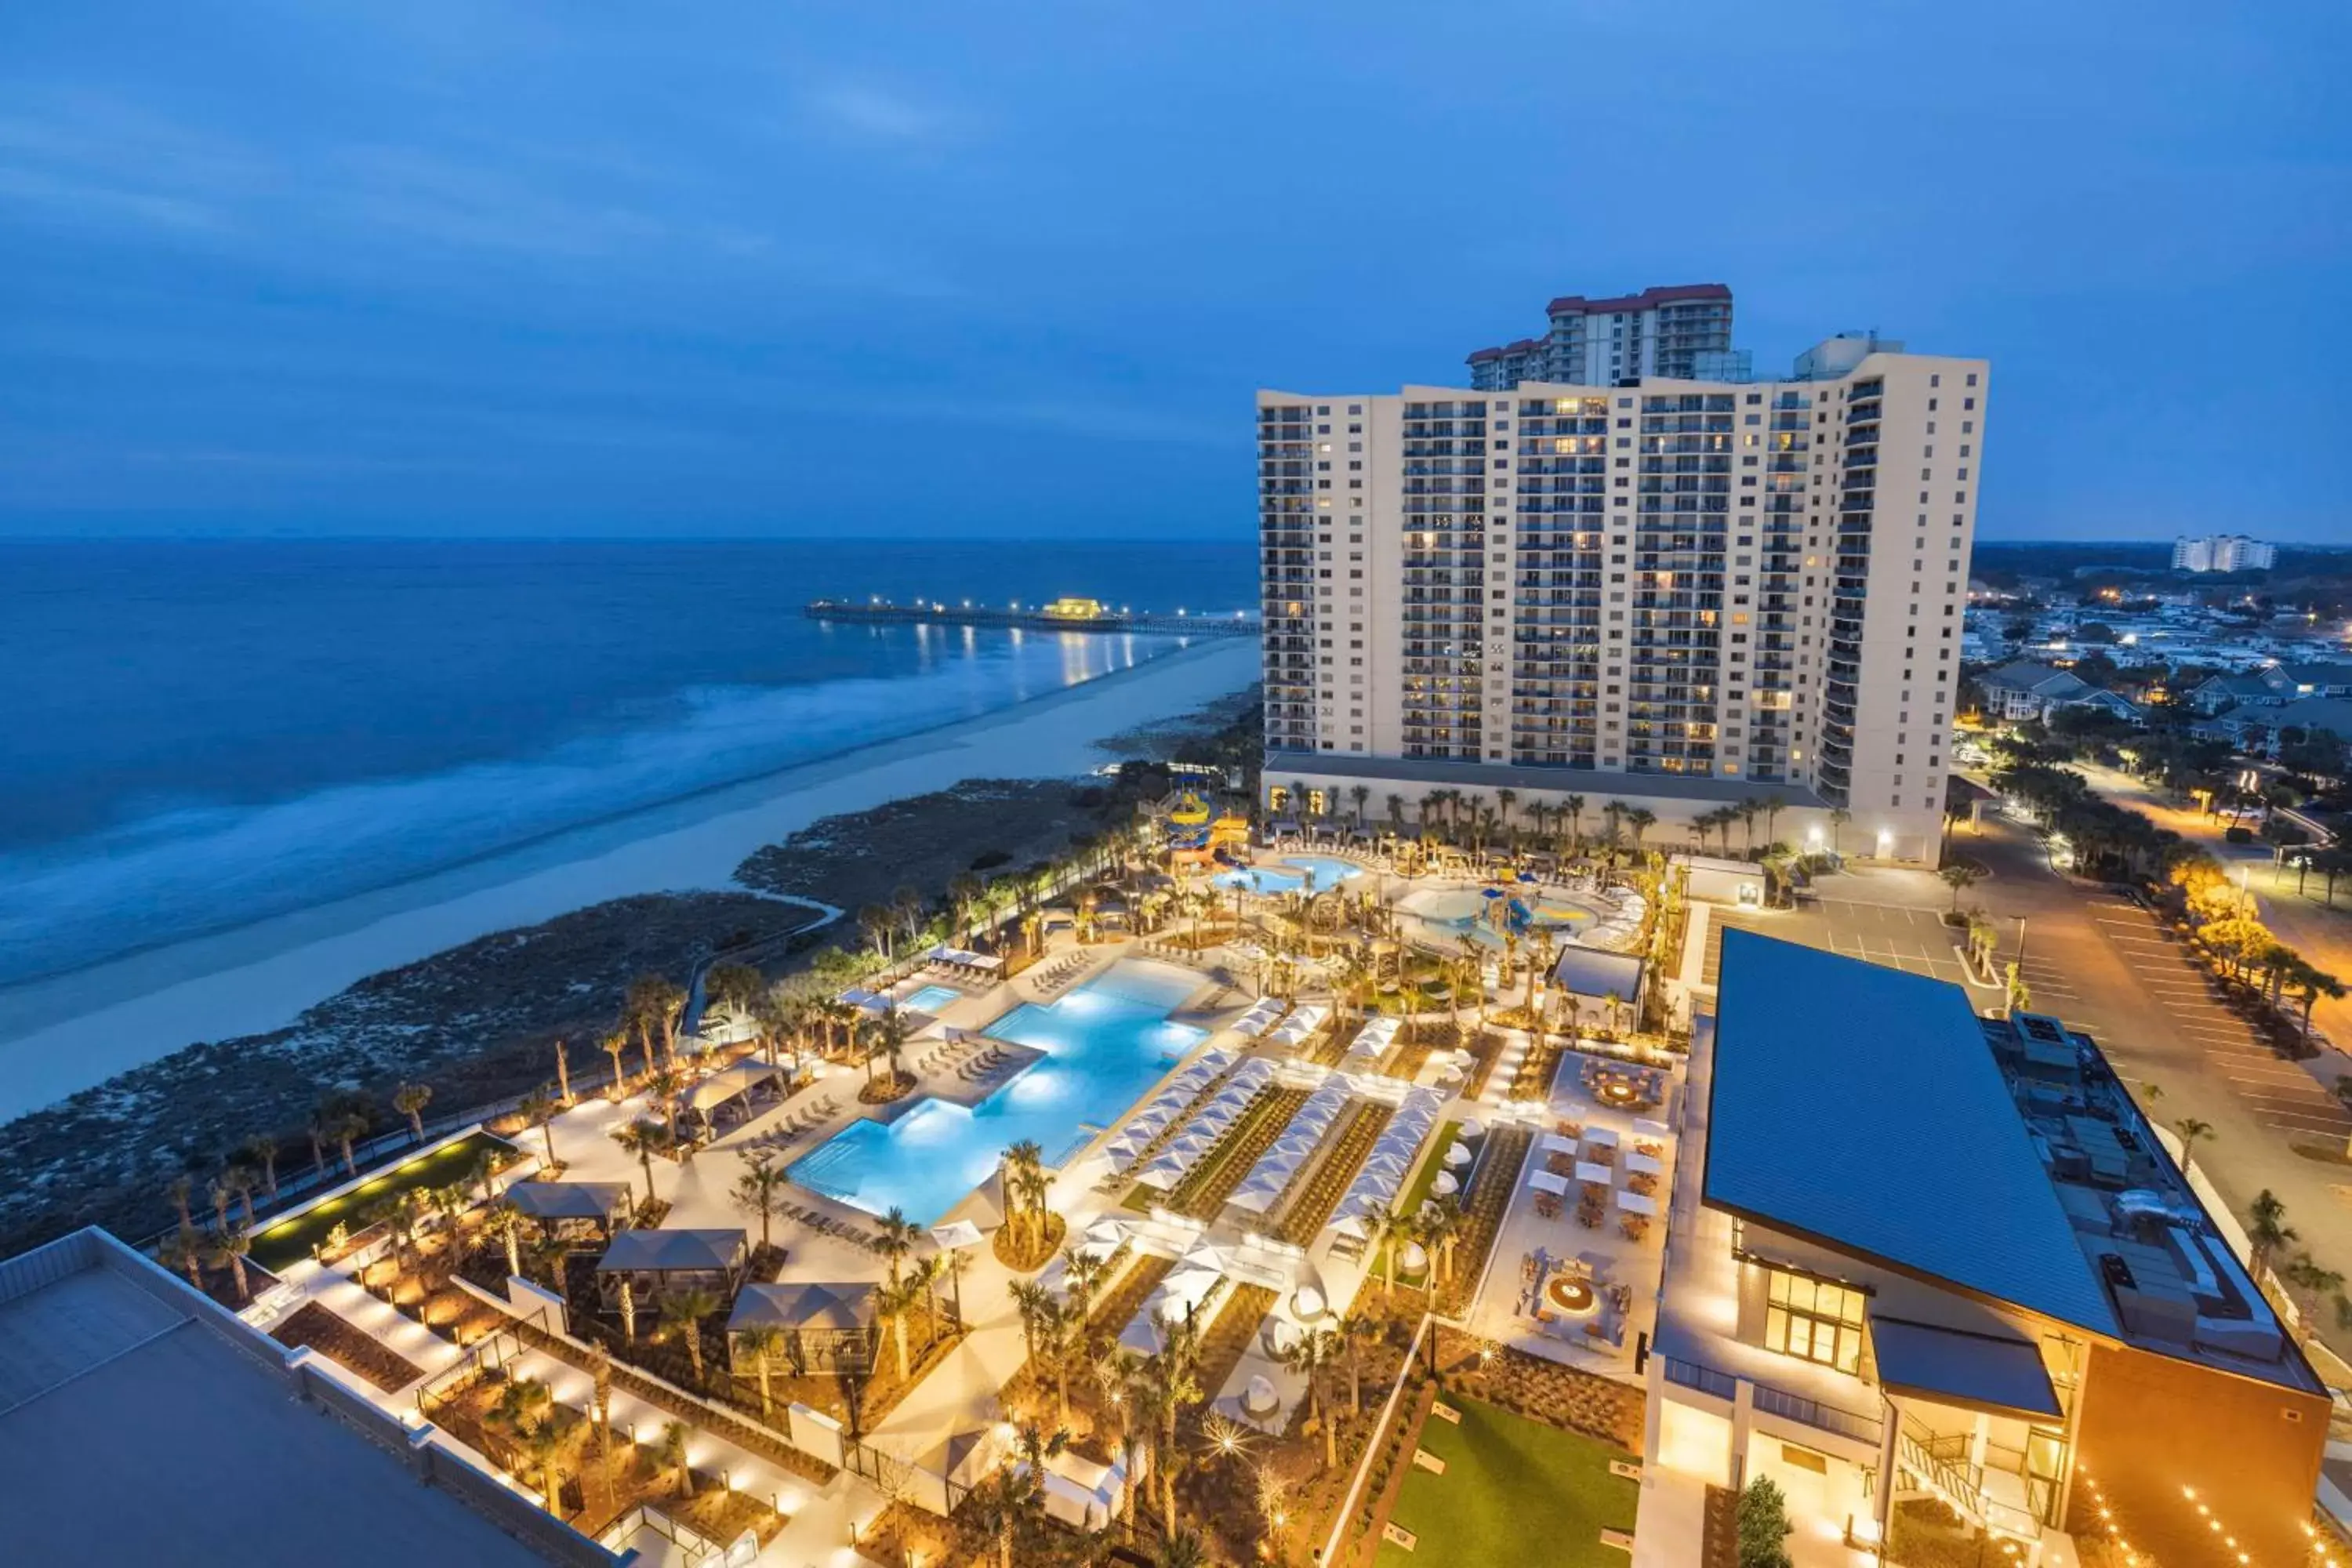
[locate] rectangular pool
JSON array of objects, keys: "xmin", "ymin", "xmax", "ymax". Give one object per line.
[
  {"xmin": 787, "ymin": 959, "xmax": 1207, "ymax": 1226},
  {"xmin": 898, "ymin": 983, "xmax": 964, "ymax": 1014}
]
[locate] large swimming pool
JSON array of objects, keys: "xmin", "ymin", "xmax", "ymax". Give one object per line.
[
  {"xmin": 1212, "ymin": 854, "xmax": 1366, "ymax": 895},
  {"xmin": 787, "ymin": 960, "xmax": 1207, "ymax": 1226}
]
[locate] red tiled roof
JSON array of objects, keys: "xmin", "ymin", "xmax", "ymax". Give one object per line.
[
  {"xmin": 1467, "ymin": 347, "xmax": 1504, "ymax": 362},
  {"xmin": 1546, "ymin": 282, "xmax": 1730, "ymax": 315}
]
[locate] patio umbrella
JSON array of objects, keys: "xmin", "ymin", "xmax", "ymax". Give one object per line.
[
  {"xmin": 1084, "ymin": 1218, "xmax": 1127, "ymax": 1247},
  {"xmin": 930, "ymin": 1220, "xmax": 985, "ymax": 1250}
]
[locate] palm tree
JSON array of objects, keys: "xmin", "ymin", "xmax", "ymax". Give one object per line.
[
  {"xmin": 1349, "ymin": 783, "xmax": 1371, "ymax": 826},
  {"xmin": 212, "ymin": 1221, "xmax": 254, "ymax": 1304},
  {"xmin": 611, "ymin": 1120, "xmax": 668, "ymax": 1208},
  {"xmin": 1828, "ymin": 806, "xmax": 1853, "ymax": 855},
  {"xmin": 220, "ymin": 1164, "xmax": 257, "ymax": 1229},
  {"xmin": 599, "ymin": 1029, "xmax": 631, "ymax": 1095},
  {"xmin": 735, "ymin": 1323, "xmax": 785, "ymax": 1416},
  {"xmin": 1154, "ymin": 1526, "xmax": 1212, "ymax": 1568},
  {"xmin": 731, "ymin": 1154, "xmax": 789, "ymax": 1252},
  {"xmin": 1281, "ymin": 1324, "xmax": 1342, "ymax": 1468},
  {"xmin": 1336, "ymin": 1310, "xmax": 1374, "ymax": 1415},
  {"xmin": 1624, "ymin": 807, "xmax": 1657, "ymax": 853},
  {"xmin": 161, "ymin": 1229, "xmax": 206, "ymax": 1290},
  {"xmin": 1368, "ymin": 1206, "xmax": 1409, "ymax": 1297},
  {"xmin": 659, "ymin": 1419, "xmax": 695, "ymax": 1498},
  {"xmin": 2281, "ymin": 1254, "xmax": 2346, "ymax": 1345},
  {"xmin": 1061, "ymin": 1243, "xmax": 1106, "ymax": 1327},
  {"xmin": 1940, "ymin": 864, "xmax": 1980, "ymax": 913},
  {"xmin": 874, "ymin": 1206, "xmax": 920, "ymax": 1290},
  {"xmin": 643, "ymin": 1065, "xmax": 684, "ymax": 1144},
  {"xmin": 514, "ymin": 1418, "xmax": 579, "ymax": 1517},
  {"xmin": 1423, "ymin": 1194, "xmax": 1465, "ymax": 1285},
  {"xmin": 626, "ymin": 973, "xmax": 687, "ymax": 1069},
  {"xmin": 2174, "ymin": 1116, "xmax": 2215, "ymax": 1181},
  {"xmin": 393, "ymin": 1082, "xmax": 434, "ymax": 1142},
  {"xmin": 553, "ymin": 1035, "xmax": 574, "ymax": 1105},
  {"xmin": 657, "ymin": 1286, "xmax": 721, "ymax": 1388},
  {"xmin": 518, "ymin": 1085, "xmax": 561, "ymax": 1167},
  {"xmin": 482, "ymin": 1203, "xmax": 527, "ymax": 1279},
  {"xmin": 2248, "ymin": 1189, "xmax": 2296, "ymax": 1278},
  {"xmin": 1561, "ymin": 793, "xmax": 1586, "ymax": 851},
  {"xmin": 242, "ymin": 1135, "xmax": 280, "ymax": 1201},
  {"xmin": 1139, "ymin": 1315, "xmax": 1203, "ymax": 1534},
  {"xmin": 327, "ymin": 1111, "xmax": 368, "ymax": 1176},
  {"xmin": 1009, "ymin": 1278, "xmax": 1054, "ymax": 1366}
]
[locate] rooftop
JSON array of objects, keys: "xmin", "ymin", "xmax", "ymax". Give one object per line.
[
  {"xmin": 1706, "ymin": 930, "xmax": 2119, "ymax": 1337},
  {"xmin": 1705, "ymin": 932, "xmax": 2321, "ymax": 1394},
  {"xmin": 0, "ymin": 1229, "xmax": 561, "ymax": 1567}
]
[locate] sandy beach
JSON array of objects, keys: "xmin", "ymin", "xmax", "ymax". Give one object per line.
[{"xmin": 0, "ymin": 637, "xmax": 1258, "ymax": 1121}]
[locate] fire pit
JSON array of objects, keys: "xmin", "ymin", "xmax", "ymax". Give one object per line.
[
  {"xmin": 1544, "ymin": 1274, "xmax": 1597, "ymax": 1317},
  {"xmin": 1595, "ymin": 1078, "xmax": 1642, "ymax": 1109}
]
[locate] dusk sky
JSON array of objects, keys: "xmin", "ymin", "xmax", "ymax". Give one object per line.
[{"xmin": 2, "ymin": 2, "xmax": 2344, "ymax": 543}]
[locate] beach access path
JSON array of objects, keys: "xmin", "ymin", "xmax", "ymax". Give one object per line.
[{"xmin": 0, "ymin": 637, "xmax": 1258, "ymax": 1120}]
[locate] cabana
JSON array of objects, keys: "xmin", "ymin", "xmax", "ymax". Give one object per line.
[
  {"xmin": 684, "ymin": 1061, "xmax": 786, "ymax": 1134},
  {"xmin": 726, "ymin": 1281, "xmax": 877, "ymax": 1375},
  {"xmin": 503, "ymin": 1181, "xmax": 634, "ymax": 1244},
  {"xmin": 596, "ymin": 1228, "xmax": 747, "ymax": 1307}
]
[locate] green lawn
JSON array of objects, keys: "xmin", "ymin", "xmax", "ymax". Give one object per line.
[
  {"xmin": 251, "ymin": 1129, "xmax": 514, "ymax": 1273},
  {"xmin": 1374, "ymin": 1396, "xmax": 1639, "ymax": 1568}
]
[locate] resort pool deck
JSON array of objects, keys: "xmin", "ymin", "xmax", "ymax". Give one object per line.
[
  {"xmin": 1211, "ymin": 854, "xmax": 1367, "ymax": 895},
  {"xmin": 787, "ymin": 959, "xmax": 1209, "ymax": 1226}
]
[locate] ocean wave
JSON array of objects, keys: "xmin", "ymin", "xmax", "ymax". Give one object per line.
[{"xmin": 0, "ymin": 631, "xmax": 1174, "ymax": 985}]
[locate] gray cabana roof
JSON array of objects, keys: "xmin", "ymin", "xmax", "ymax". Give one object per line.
[
  {"xmin": 504, "ymin": 1181, "xmax": 633, "ymax": 1223},
  {"xmin": 685, "ymin": 1062, "xmax": 783, "ymax": 1115},
  {"xmin": 728, "ymin": 1281, "xmax": 876, "ymax": 1333},
  {"xmin": 596, "ymin": 1229, "xmax": 747, "ymax": 1275}
]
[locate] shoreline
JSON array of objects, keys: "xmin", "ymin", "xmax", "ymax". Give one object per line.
[{"xmin": 0, "ymin": 637, "xmax": 1259, "ymax": 1120}]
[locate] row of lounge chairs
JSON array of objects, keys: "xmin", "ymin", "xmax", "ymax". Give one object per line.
[
  {"xmin": 777, "ymin": 1199, "xmax": 889, "ymax": 1255},
  {"xmin": 1028, "ymin": 953, "xmax": 1094, "ymax": 996},
  {"xmin": 746, "ymin": 1094, "xmax": 841, "ymax": 1151},
  {"xmin": 912, "ymin": 1034, "xmax": 1002, "ymax": 1076}
]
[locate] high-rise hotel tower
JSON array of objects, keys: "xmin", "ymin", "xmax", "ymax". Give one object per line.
[{"xmin": 1258, "ymin": 332, "xmax": 1984, "ymax": 863}]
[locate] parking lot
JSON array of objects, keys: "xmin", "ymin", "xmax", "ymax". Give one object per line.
[
  {"xmin": 2074, "ymin": 895, "xmax": 2352, "ymax": 1143},
  {"xmin": 1702, "ymin": 886, "xmax": 2350, "ymax": 1144},
  {"xmin": 1706, "ymin": 897, "xmax": 1982, "ymax": 992}
]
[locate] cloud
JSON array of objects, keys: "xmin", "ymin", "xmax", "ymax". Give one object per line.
[{"xmin": 804, "ymin": 83, "xmax": 946, "ymax": 143}]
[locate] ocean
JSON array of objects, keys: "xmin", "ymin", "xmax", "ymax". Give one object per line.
[{"xmin": 0, "ymin": 538, "xmax": 1254, "ymax": 989}]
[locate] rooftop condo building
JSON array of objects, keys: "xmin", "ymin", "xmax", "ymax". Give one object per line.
[
  {"xmin": 2172, "ymin": 534, "xmax": 2278, "ymax": 572},
  {"xmin": 1650, "ymin": 931, "xmax": 2328, "ymax": 1564},
  {"xmin": 1258, "ymin": 336, "xmax": 1984, "ymax": 863},
  {"xmin": 1468, "ymin": 282, "xmax": 1734, "ymax": 390}
]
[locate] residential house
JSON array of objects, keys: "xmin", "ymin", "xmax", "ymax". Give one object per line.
[{"xmin": 1977, "ymin": 662, "xmax": 2142, "ymax": 726}]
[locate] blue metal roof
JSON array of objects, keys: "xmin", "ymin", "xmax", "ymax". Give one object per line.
[{"xmin": 1706, "ymin": 930, "xmax": 2119, "ymax": 1338}]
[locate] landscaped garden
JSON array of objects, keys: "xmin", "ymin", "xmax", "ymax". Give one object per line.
[
  {"xmin": 252, "ymin": 1127, "xmax": 518, "ymax": 1272},
  {"xmin": 1371, "ymin": 1395, "xmax": 1638, "ymax": 1568}
]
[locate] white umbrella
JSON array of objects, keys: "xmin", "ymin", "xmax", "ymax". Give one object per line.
[
  {"xmin": 1457, "ymin": 1117, "xmax": 1485, "ymax": 1138},
  {"xmin": 930, "ymin": 1220, "xmax": 985, "ymax": 1250},
  {"xmin": 1432, "ymin": 1171, "xmax": 1460, "ymax": 1197},
  {"xmin": 1442, "ymin": 1143, "xmax": 1472, "ymax": 1168},
  {"xmin": 1399, "ymin": 1241, "xmax": 1429, "ymax": 1275},
  {"xmin": 1330, "ymin": 1214, "xmax": 1369, "ymax": 1240},
  {"xmin": 1084, "ymin": 1218, "xmax": 1127, "ymax": 1247}
]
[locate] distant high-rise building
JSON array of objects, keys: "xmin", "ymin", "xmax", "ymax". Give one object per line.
[
  {"xmin": 1259, "ymin": 334, "xmax": 1985, "ymax": 864},
  {"xmin": 2172, "ymin": 534, "xmax": 2276, "ymax": 572},
  {"xmin": 1468, "ymin": 283, "xmax": 1733, "ymax": 390}
]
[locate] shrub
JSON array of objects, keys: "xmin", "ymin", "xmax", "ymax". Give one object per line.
[
  {"xmin": 1737, "ymin": 1476, "xmax": 1795, "ymax": 1568},
  {"xmin": 2224, "ymin": 826, "xmax": 2253, "ymax": 844}
]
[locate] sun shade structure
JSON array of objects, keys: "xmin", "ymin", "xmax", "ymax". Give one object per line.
[
  {"xmin": 1868, "ymin": 1315, "xmax": 2062, "ymax": 1418},
  {"xmin": 595, "ymin": 1228, "xmax": 749, "ymax": 1305},
  {"xmin": 1326, "ymin": 1087, "xmax": 1444, "ymax": 1230},
  {"xmin": 684, "ymin": 1061, "xmax": 785, "ymax": 1120},
  {"xmin": 1551, "ymin": 945, "xmax": 1646, "ymax": 1003},
  {"xmin": 728, "ymin": 1280, "xmax": 876, "ymax": 1333},
  {"xmin": 503, "ymin": 1180, "xmax": 633, "ymax": 1232},
  {"xmin": 1706, "ymin": 930, "xmax": 2119, "ymax": 1337}
]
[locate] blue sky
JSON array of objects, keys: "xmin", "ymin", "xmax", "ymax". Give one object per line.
[{"xmin": 1, "ymin": 2, "xmax": 2344, "ymax": 542}]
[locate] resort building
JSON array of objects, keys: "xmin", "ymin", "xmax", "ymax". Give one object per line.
[
  {"xmin": 2172, "ymin": 534, "xmax": 2278, "ymax": 573},
  {"xmin": 1647, "ymin": 931, "xmax": 2329, "ymax": 1566},
  {"xmin": 0, "ymin": 1226, "xmax": 599, "ymax": 1566},
  {"xmin": 1467, "ymin": 283, "xmax": 1736, "ymax": 390},
  {"xmin": 1258, "ymin": 335, "xmax": 1985, "ymax": 862}
]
